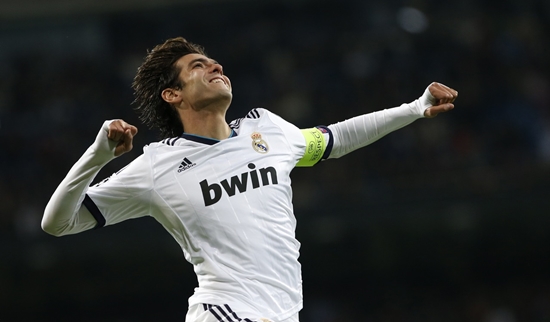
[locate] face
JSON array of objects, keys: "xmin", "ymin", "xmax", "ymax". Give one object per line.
[{"xmin": 172, "ymin": 53, "xmax": 232, "ymax": 110}]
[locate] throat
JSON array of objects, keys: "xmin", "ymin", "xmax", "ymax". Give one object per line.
[
  {"xmin": 183, "ymin": 121, "xmax": 232, "ymax": 141},
  {"xmin": 179, "ymin": 105, "xmax": 232, "ymax": 140}
]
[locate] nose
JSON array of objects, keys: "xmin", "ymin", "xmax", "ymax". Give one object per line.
[{"xmin": 211, "ymin": 63, "xmax": 223, "ymax": 75}]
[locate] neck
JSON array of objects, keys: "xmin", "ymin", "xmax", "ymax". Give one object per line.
[{"xmin": 179, "ymin": 108, "xmax": 232, "ymax": 141}]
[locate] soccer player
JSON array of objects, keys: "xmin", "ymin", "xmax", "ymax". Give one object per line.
[{"xmin": 42, "ymin": 37, "xmax": 457, "ymax": 322}]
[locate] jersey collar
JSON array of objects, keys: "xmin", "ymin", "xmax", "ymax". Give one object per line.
[{"xmin": 180, "ymin": 129, "xmax": 237, "ymax": 145}]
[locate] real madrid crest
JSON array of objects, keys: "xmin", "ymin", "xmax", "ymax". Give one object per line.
[{"xmin": 251, "ymin": 132, "xmax": 269, "ymax": 154}]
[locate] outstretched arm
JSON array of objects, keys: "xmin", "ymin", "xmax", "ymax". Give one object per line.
[
  {"xmin": 41, "ymin": 120, "xmax": 137, "ymax": 236},
  {"xmin": 328, "ymin": 82, "xmax": 457, "ymax": 159}
]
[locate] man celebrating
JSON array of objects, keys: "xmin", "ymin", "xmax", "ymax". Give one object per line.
[{"xmin": 42, "ymin": 37, "xmax": 457, "ymax": 322}]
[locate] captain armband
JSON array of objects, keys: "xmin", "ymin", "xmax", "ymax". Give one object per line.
[{"xmin": 296, "ymin": 127, "xmax": 328, "ymax": 167}]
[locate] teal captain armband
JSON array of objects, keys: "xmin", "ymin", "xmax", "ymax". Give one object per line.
[{"xmin": 297, "ymin": 128, "xmax": 327, "ymax": 167}]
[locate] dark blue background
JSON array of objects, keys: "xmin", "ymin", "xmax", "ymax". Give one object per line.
[{"xmin": 1, "ymin": 0, "xmax": 549, "ymax": 321}]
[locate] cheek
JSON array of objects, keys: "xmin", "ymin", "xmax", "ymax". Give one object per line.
[{"xmin": 184, "ymin": 78, "xmax": 206, "ymax": 95}]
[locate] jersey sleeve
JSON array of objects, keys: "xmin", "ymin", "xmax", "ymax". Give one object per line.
[
  {"xmin": 261, "ymin": 109, "xmax": 333, "ymax": 167},
  {"xmin": 85, "ymin": 153, "xmax": 154, "ymax": 228},
  {"xmin": 327, "ymin": 100, "xmax": 425, "ymax": 159}
]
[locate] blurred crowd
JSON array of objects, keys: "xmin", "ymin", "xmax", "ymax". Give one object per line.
[{"xmin": 1, "ymin": 0, "xmax": 549, "ymax": 321}]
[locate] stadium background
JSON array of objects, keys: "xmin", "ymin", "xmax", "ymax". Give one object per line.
[{"xmin": 1, "ymin": 0, "xmax": 549, "ymax": 321}]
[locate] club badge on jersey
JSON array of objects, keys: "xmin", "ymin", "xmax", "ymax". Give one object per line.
[{"xmin": 251, "ymin": 132, "xmax": 269, "ymax": 154}]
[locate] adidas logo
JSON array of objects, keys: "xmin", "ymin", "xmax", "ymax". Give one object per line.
[{"xmin": 177, "ymin": 157, "xmax": 196, "ymax": 173}]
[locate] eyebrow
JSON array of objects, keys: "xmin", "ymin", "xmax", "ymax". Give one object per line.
[{"xmin": 187, "ymin": 57, "xmax": 219, "ymax": 68}]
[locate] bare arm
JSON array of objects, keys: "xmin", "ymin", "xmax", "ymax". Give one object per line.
[{"xmin": 41, "ymin": 120, "xmax": 137, "ymax": 236}]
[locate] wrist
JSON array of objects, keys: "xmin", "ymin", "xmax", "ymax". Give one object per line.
[
  {"xmin": 419, "ymin": 85, "xmax": 436, "ymax": 108},
  {"xmin": 412, "ymin": 85, "xmax": 437, "ymax": 118},
  {"xmin": 89, "ymin": 120, "xmax": 118, "ymax": 163}
]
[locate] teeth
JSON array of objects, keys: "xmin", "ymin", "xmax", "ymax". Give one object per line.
[{"xmin": 212, "ymin": 79, "xmax": 224, "ymax": 84}]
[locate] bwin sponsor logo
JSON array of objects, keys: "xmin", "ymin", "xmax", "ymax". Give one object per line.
[{"xmin": 200, "ymin": 163, "xmax": 278, "ymax": 206}]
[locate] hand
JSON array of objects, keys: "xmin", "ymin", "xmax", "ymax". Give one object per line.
[
  {"xmin": 107, "ymin": 120, "xmax": 138, "ymax": 156},
  {"xmin": 423, "ymin": 82, "xmax": 458, "ymax": 118}
]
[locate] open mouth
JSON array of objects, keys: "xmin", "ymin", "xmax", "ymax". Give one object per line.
[{"xmin": 209, "ymin": 77, "xmax": 226, "ymax": 85}]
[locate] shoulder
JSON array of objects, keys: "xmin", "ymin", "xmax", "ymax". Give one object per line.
[
  {"xmin": 229, "ymin": 108, "xmax": 264, "ymax": 130},
  {"xmin": 139, "ymin": 138, "xmax": 184, "ymax": 162},
  {"xmin": 146, "ymin": 136, "xmax": 193, "ymax": 148},
  {"xmin": 157, "ymin": 136, "xmax": 183, "ymax": 147},
  {"xmin": 229, "ymin": 108, "xmax": 295, "ymax": 131}
]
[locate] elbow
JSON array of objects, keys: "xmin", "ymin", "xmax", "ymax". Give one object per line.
[
  {"xmin": 41, "ymin": 213, "xmax": 64, "ymax": 237},
  {"xmin": 41, "ymin": 220, "xmax": 60, "ymax": 237}
]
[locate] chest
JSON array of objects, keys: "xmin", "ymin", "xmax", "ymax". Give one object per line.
[{"xmin": 151, "ymin": 129, "xmax": 296, "ymax": 214}]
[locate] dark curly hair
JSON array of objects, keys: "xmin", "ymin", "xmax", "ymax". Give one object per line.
[{"xmin": 132, "ymin": 37, "xmax": 207, "ymax": 139}]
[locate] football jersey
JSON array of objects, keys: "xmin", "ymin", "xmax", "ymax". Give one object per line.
[{"xmin": 84, "ymin": 108, "xmax": 332, "ymax": 321}]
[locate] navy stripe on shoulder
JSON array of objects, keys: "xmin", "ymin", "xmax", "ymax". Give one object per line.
[
  {"xmin": 203, "ymin": 304, "xmax": 256, "ymax": 322},
  {"xmin": 246, "ymin": 108, "xmax": 260, "ymax": 119},
  {"xmin": 316, "ymin": 125, "xmax": 334, "ymax": 160},
  {"xmin": 214, "ymin": 305, "xmax": 234, "ymax": 322},
  {"xmin": 160, "ymin": 137, "xmax": 180, "ymax": 146},
  {"xmin": 224, "ymin": 304, "xmax": 246, "ymax": 321},
  {"xmin": 170, "ymin": 137, "xmax": 181, "ymax": 146},
  {"xmin": 83, "ymin": 194, "xmax": 106, "ymax": 229},
  {"xmin": 228, "ymin": 118, "xmax": 242, "ymax": 129},
  {"xmin": 208, "ymin": 306, "xmax": 224, "ymax": 321},
  {"xmin": 229, "ymin": 108, "xmax": 263, "ymax": 130}
]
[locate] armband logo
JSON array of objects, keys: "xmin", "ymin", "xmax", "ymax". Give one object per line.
[
  {"xmin": 297, "ymin": 128, "xmax": 326, "ymax": 167},
  {"xmin": 251, "ymin": 132, "xmax": 269, "ymax": 154},
  {"xmin": 309, "ymin": 130, "xmax": 323, "ymax": 162},
  {"xmin": 307, "ymin": 141, "xmax": 315, "ymax": 154}
]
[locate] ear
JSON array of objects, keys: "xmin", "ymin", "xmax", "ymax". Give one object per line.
[{"xmin": 161, "ymin": 88, "xmax": 182, "ymax": 104}]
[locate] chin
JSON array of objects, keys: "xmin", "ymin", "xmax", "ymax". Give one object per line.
[
  {"xmin": 217, "ymin": 90, "xmax": 233, "ymax": 104},
  {"xmin": 197, "ymin": 92, "xmax": 233, "ymax": 110}
]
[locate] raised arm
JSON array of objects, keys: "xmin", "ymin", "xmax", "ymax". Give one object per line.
[
  {"xmin": 42, "ymin": 120, "xmax": 137, "ymax": 236},
  {"xmin": 328, "ymin": 82, "xmax": 457, "ymax": 158}
]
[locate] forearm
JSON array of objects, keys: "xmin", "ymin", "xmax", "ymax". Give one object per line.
[
  {"xmin": 42, "ymin": 121, "xmax": 117, "ymax": 236},
  {"xmin": 326, "ymin": 85, "xmax": 436, "ymax": 159}
]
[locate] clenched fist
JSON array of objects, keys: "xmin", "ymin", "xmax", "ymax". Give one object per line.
[
  {"xmin": 107, "ymin": 120, "xmax": 138, "ymax": 156},
  {"xmin": 423, "ymin": 82, "xmax": 458, "ymax": 118}
]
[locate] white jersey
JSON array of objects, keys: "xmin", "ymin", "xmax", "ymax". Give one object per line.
[
  {"xmin": 84, "ymin": 108, "xmax": 332, "ymax": 321},
  {"xmin": 43, "ymin": 91, "xmax": 432, "ymax": 321}
]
